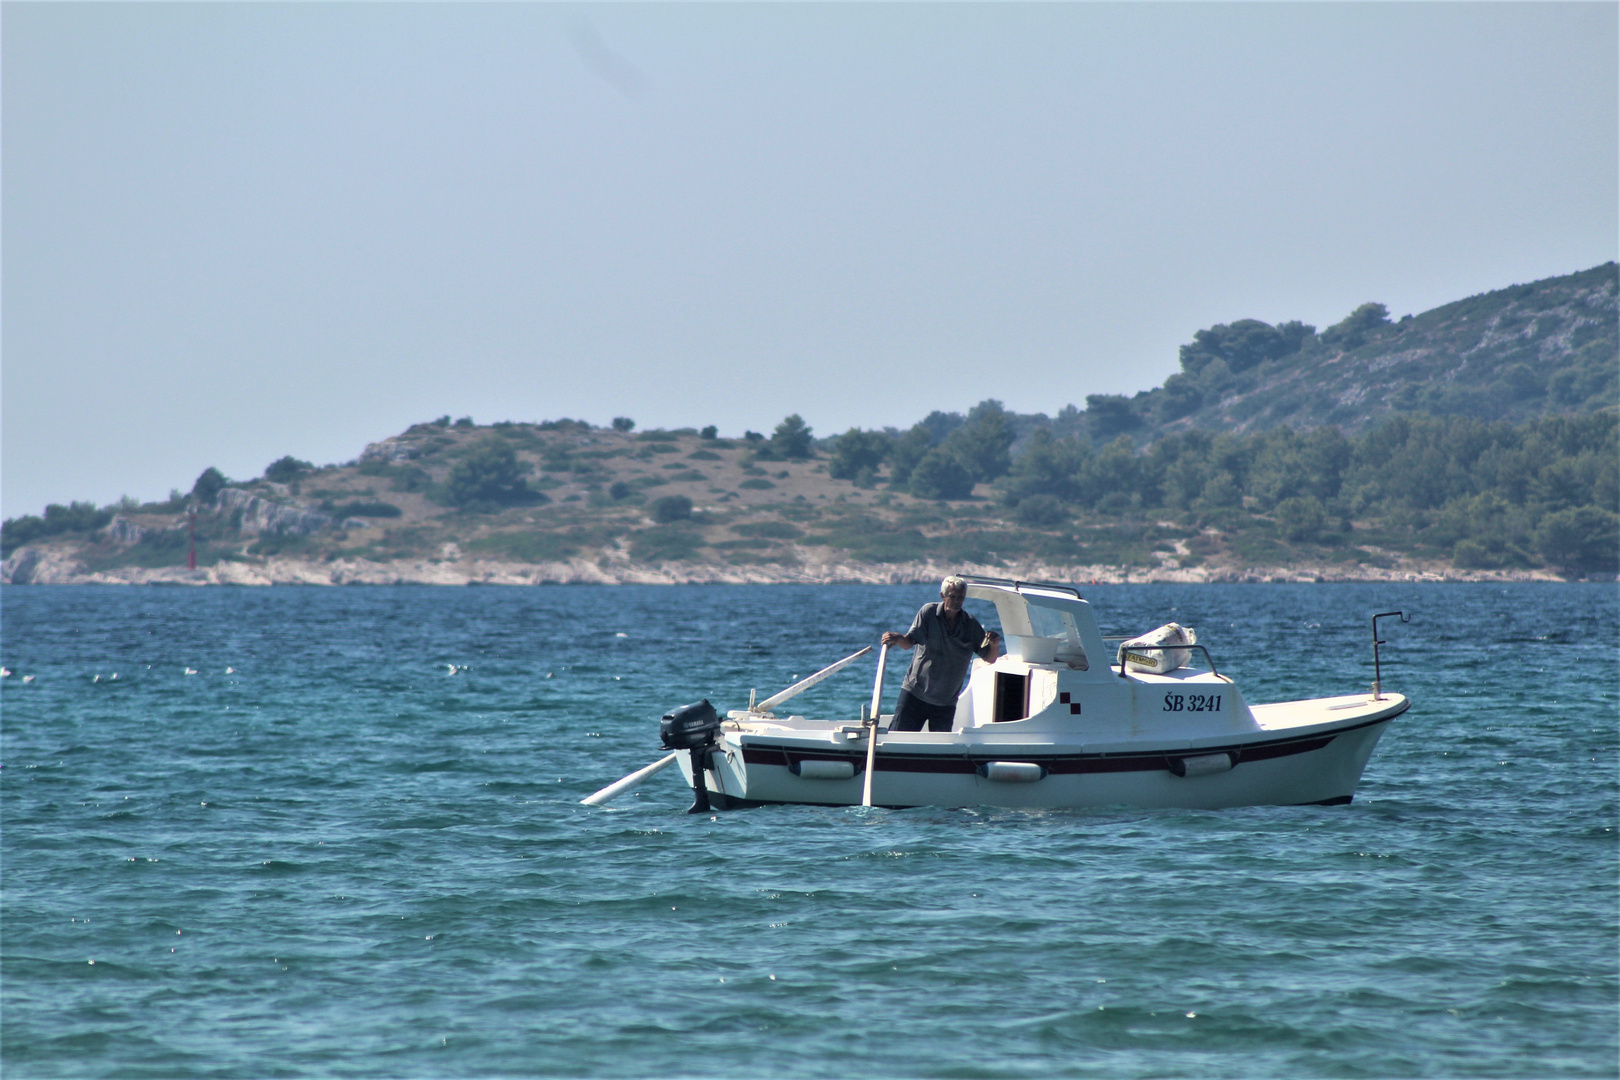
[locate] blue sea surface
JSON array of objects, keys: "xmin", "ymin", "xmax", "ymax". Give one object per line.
[{"xmin": 1, "ymin": 583, "xmax": 1615, "ymax": 1078}]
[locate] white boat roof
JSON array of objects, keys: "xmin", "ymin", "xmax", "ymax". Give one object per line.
[{"xmin": 961, "ymin": 576, "xmax": 1114, "ymax": 678}]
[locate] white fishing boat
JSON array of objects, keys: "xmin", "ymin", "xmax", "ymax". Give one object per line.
[{"xmin": 586, "ymin": 578, "xmax": 1409, "ymax": 812}]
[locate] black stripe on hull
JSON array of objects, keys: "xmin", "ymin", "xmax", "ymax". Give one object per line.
[
  {"xmin": 739, "ymin": 708, "xmax": 1402, "ymax": 777},
  {"xmin": 703, "ymin": 793, "xmax": 1358, "ymax": 812}
]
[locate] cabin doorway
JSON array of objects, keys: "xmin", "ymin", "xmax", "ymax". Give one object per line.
[{"xmin": 993, "ymin": 671, "xmax": 1029, "ymax": 722}]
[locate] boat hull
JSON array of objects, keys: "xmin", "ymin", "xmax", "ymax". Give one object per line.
[{"xmin": 681, "ymin": 700, "xmax": 1405, "ymax": 811}]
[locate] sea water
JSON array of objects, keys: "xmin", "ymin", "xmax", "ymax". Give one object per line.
[{"xmin": 1, "ymin": 583, "xmax": 1615, "ymax": 1078}]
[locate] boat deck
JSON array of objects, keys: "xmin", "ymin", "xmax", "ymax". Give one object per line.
[{"xmin": 1250, "ymin": 692, "xmax": 1409, "ymax": 733}]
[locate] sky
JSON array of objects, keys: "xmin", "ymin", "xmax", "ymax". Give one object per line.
[{"xmin": 3, "ymin": 2, "xmax": 1616, "ymax": 520}]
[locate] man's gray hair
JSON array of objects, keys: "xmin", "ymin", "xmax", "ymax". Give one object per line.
[{"xmin": 940, "ymin": 575, "xmax": 968, "ymax": 597}]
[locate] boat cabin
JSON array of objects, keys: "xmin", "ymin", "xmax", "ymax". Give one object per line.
[{"xmin": 951, "ymin": 577, "xmax": 1228, "ymax": 730}]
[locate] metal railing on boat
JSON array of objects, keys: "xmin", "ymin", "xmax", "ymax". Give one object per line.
[
  {"xmin": 1102, "ymin": 638, "xmax": 1223, "ymax": 680},
  {"xmin": 959, "ymin": 574, "xmax": 1084, "ymax": 598}
]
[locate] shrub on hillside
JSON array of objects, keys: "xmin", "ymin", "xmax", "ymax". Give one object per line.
[
  {"xmin": 464, "ymin": 531, "xmax": 582, "ymax": 562},
  {"xmin": 732, "ymin": 521, "xmax": 803, "ymax": 540},
  {"xmin": 330, "ymin": 501, "xmax": 403, "ymax": 519},
  {"xmin": 265, "ymin": 456, "xmax": 314, "ymax": 484},
  {"xmin": 629, "ymin": 526, "xmax": 703, "ymax": 563},
  {"xmin": 651, "ymin": 495, "xmax": 693, "ymax": 523}
]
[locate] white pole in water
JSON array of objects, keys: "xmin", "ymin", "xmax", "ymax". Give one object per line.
[
  {"xmin": 581, "ymin": 752, "xmax": 680, "ymax": 806},
  {"xmin": 862, "ymin": 643, "xmax": 888, "ymax": 807}
]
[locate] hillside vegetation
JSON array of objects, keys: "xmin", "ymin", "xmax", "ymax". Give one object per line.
[
  {"xmin": 4, "ymin": 407, "xmax": 1613, "ymax": 584},
  {"xmin": 4, "ymin": 264, "xmax": 1615, "ymax": 584},
  {"xmin": 1077, "ymin": 261, "xmax": 1617, "ymax": 443}
]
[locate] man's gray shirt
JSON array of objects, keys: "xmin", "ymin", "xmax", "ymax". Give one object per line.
[{"xmin": 900, "ymin": 603, "xmax": 994, "ymax": 706}]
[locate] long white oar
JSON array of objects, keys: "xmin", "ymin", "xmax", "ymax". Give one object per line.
[
  {"xmin": 862, "ymin": 643, "xmax": 889, "ymax": 807},
  {"xmin": 583, "ymin": 646, "xmax": 875, "ymax": 808},
  {"xmin": 753, "ymin": 646, "xmax": 873, "ymax": 714},
  {"xmin": 581, "ymin": 752, "xmax": 680, "ymax": 806}
]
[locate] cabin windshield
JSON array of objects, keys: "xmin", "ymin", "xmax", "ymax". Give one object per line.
[
  {"xmin": 963, "ymin": 583, "xmax": 1100, "ymax": 671},
  {"xmin": 1026, "ymin": 602, "xmax": 1087, "ymax": 668},
  {"xmin": 1025, "ymin": 604, "xmax": 1074, "ymax": 642}
]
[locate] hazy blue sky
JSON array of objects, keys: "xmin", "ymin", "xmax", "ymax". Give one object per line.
[{"xmin": 4, "ymin": 2, "xmax": 1615, "ymax": 518}]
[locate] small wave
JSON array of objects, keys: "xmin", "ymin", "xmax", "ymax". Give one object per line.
[
  {"xmin": 254, "ymin": 860, "xmax": 306, "ymax": 874},
  {"xmin": 403, "ymin": 759, "xmax": 462, "ymax": 774}
]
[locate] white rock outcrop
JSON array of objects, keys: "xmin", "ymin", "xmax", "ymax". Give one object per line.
[
  {"xmin": 215, "ymin": 488, "xmax": 331, "ymax": 536},
  {"xmin": 106, "ymin": 516, "xmax": 146, "ymax": 545},
  {"xmin": 1, "ymin": 547, "xmax": 88, "ymax": 585},
  {"xmin": 360, "ymin": 439, "xmax": 421, "ymax": 464}
]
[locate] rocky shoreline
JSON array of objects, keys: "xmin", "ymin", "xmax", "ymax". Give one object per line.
[{"xmin": 1, "ymin": 544, "xmax": 1576, "ymax": 587}]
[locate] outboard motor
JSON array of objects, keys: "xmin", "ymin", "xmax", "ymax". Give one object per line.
[{"xmin": 660, "ymin": 700, "xmax": 721, "ymax": 813}]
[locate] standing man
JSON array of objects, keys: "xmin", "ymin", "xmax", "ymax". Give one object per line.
[{"xmin": 881, "ymin": 575, "xmax": 1001, "ymax": 732}]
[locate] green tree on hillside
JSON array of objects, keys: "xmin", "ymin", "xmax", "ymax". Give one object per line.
[
  {"xmin": 447, "ymin": 443, "xmax": 539, "ymax": 510},
  {"xmin": 909, "ymin": 448, "xmax": 974, "ymax": 500},
  {"xmin": 769, "ymin": 415, "xmax": 814, "ymax": 459},
  {"xmin": 942, "ymin": 400, "xmax": 1016, "ymax": 482},
  {"xmin": 886, "ymin": 424, "xmax": 936, "ymax": 488},
  {"xmin": 999, "ymin": 428, "xmax": 1086, "ymax": 504},
  {"xmin": 1320, "ymin": 302, "xmax": 1392, "ymax": 351},
  {"xmin": 1083, "ymin": 394, "xmax": 1144, "ymax": 438},
  {"xmin": 191, "ymin": 468, "xmax": 228, "ymax": 504},
  {"xmin": 1156, "ymin": 373, "xmax": 1204, "ymax": 421},
  {"xmin": 1535, "ymin": 507, "xmax": 1620, "ymax": 574},
  {"xmin": 1, "ymin": 501, "xmax": 113, "ymax": 557},
  {"xmin": 265, "ymin": 456, "xmax": 313, "ymax": 484},
  {"xmin": 828, "ymin": 428, "xmax": 891, "ymax": 480},
  {"xmin": 1274, "ymin": 496, "xmax": 1329, "ymax": 542},
  {"xmin": 1178, "ymin": 318, "xmax": 1315, "ymax": 376}
]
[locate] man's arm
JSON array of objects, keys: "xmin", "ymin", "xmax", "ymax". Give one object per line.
[
  {"xmin": 969, "ymin": 614, "xmax": 1001, "ymax": 662},
  {"xmin": 979, "ymin": 632, "xmax": 1001, "ymax": 663},
  {"xmin": 883, "ymin": 604, "xmax": 933, "ymax": 649}
]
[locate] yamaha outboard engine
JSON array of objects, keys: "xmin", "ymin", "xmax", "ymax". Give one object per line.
[{"xmin": 660, "ymin": 699, "xmax": 721, "ymax": 813}]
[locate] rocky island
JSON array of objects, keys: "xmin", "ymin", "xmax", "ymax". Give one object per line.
[{"xmin": 5, "ymin": 264, "xmax": 1615, "ymax": 586}]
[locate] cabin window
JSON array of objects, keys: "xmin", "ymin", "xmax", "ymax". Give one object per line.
[
  {"xmin": 1027, "ymin": 605, "xmax": 1087, "ymax": 669},
  {"xmin": 993, "ymin": 671, "xmax": 1029, "ymax": 722}
]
